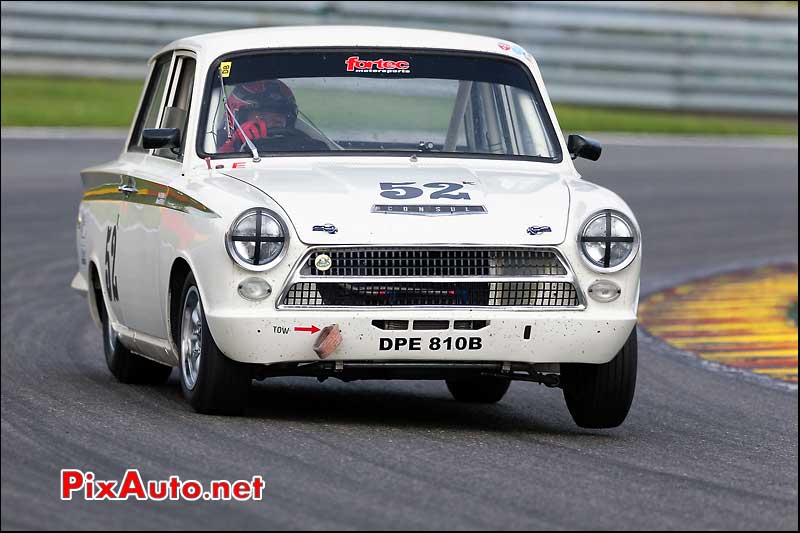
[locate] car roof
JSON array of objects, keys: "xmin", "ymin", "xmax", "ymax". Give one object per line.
[{"xmin": 154, "ymin": 25, "xmax": 528, "ymax": 63}]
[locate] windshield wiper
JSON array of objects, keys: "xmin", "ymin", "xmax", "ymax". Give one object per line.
[
  {"xmin": 298, "ymin": 110, "xmax": 342, "ymax": 150},
  {"xmin": 218, "ymin": 68, "xmax": 260, "ymax": 162},
  {"xmin": 417, "ymin": 141, "xmax": 436, "ymax": 152}
]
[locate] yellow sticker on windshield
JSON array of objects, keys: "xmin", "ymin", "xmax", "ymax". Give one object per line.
[{"xmin": 220, "ymin": 62, "xmax": 232, "ymax": 78}]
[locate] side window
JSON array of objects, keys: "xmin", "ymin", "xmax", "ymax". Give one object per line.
[
  {"xmin": 128, "ymin": 54, "xmax": 172, "ymax": 152},
  {"xmin": 155, "ymin": 56, "xmax": 196, "ymax": 160}
]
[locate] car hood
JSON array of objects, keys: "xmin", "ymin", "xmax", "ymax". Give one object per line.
[{"xmin": 219, "ymin": 160, "xmax": 570, "ymax": 245}]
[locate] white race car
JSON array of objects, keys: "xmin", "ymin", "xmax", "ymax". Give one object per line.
[{"xmin": 73, "ymin": 26, "xmax": 641, "ymax": 428}]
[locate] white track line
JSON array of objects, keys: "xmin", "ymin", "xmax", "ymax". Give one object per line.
[
  {"xmin": 593, "ymin": 133, "xmax": 797, "ymax": 149},
  {"xmin": 1, "ymin": 127, "xmax": 128, "ymax": 140}
]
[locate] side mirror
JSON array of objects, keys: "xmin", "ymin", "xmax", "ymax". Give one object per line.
[
  {"xmin": 567, "ymin": 134, "xmax": 602, "ymax": 161},
  {"xmin": 142, "ymin": 128, "xmax": 181, "ymax": 150}
]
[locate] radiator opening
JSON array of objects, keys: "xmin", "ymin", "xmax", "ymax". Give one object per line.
[
  {"xmin": 371, "ymin": 320, "xmax": 409, "ymax": 331},
  {"xmin": 413, "ymin": 320, "xmax": 450, "ymax": 330},
  {"xmin": 454, "ymin": 320, "xmax": 489, "ymax": 331}
]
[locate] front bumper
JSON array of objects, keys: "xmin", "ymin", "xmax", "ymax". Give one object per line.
[{"xmin": 205, "ymin": 308, "xmax": 637, "ymax": 365}]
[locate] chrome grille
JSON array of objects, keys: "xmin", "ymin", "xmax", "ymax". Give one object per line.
[
  {"xmin": 301, "ymin": 248, "xmax": 566, "ymax": 277},
  {"xmin": 282, "ymin": 281, "xmax": 579, "ymax": 307}
]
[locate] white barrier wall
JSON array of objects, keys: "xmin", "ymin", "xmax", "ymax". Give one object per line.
[{"xmin": 1, "ymin": 1, "xmax": 797, "ymax": 115}]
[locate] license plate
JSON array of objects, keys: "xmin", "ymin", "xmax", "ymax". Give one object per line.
[{"xmin": 378, "ymin": 336, "xmax": 483, "ymax": 352}]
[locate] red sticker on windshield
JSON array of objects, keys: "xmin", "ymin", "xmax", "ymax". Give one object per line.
[{"xmin": 345, "ymin": 56, "xmax": 410, "ymax": 74}]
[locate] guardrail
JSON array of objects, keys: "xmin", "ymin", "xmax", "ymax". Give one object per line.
[{"xmin": 1, "ymin": 1, "xmax": 797, "ymax": 115}]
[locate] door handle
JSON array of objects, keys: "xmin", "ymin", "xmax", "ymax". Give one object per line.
[{"xmin": 118, "ymin": 184, "xmax": 138, "ymax": 195}]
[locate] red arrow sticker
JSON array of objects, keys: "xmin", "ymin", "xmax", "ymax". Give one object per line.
[{"xmin": 294, "ymin": 325, "xmax": 320, "ymax": 334}]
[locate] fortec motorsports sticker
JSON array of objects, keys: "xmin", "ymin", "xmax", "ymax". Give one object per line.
[{"xmin": 345, "ymin": 56, "xmax": 410, "ymax": 74}]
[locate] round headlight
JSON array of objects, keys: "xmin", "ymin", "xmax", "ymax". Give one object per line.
[
  {"xmin": 226, "ymin": 208, "xmax": 288, "ymax": 271},
  {"xmin": 578, "ymin": 210, "xmax": 638, "ymax": 272}
]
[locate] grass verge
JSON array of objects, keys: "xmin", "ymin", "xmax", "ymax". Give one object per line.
[
  {"xmin": 2, "ymin": 75, "xmax": 797, "ymax": 136},
  {"xmin": 2, "ymin": 76, "xmax": 144, "ymax": 128}
]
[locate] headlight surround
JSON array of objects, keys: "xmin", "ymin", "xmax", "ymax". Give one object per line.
[
  {"xmin": 225, "ymin": 208, "xmax": 289, "ymax": 271},
  {"xmin": 578, "ymin": 210, "xmax": 639, "ymax": 272}
]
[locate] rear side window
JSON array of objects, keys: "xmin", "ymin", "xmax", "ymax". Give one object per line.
[{"xmin": 128, "ymin": 54, "xmax": 171, "ymax": 152}]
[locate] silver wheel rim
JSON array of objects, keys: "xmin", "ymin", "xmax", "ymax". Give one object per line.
[
  {"xmin": 180, "ymin": 286, "xmax": 202, "ymax": 390},
  {"xmin": 106, "ymin": 314, "xmax": 117, "ymax": 354}
]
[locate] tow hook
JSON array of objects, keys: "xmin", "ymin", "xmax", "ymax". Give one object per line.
[{"xmin": 313, "ymin": 324, "xmax": 342, "ymax": 359}]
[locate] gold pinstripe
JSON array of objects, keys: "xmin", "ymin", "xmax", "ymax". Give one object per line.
[{"xmin": 82, "ymin": 177, "xmax": 217, "ymax": 217}]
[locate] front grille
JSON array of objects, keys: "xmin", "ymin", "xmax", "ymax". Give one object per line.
[
  {"xmin": 282, "ymin": 281, "xmax": 579, "ymax": 307},
  {"xmin": 301, "ymin": 248, "xmax": 566, "ymax": 277}
]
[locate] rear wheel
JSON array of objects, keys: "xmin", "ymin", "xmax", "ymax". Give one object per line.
[
  {"xmin": 99, "ymin": 290, "xmax": 172, "ymax": 385},
  {"xmin": 178, "ymin": 273, "xmax": 251, "ymax": 415},
  {"xmin": 561, "ymin": 328, "xmax": 637, "ymax": 429},
  {"xmin": 446, "ymin": 376, "xmax": 511, "ymax": 403}
]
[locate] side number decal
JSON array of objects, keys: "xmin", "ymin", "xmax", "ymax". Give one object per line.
[{"xmin": 104, "ymin": 215, "xmax": 119, "ymax": 302}]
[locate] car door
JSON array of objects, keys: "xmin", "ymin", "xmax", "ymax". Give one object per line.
[
  {"xmin": 85, "ymin": 54, "xmax": 170, "ymax": 335},
  {"xmin": 114, "ymin": 52, "xmax": 196, "ymax": 344}
]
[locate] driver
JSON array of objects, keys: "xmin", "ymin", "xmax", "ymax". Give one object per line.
[{"xmin": 218, "ymin": 79, "xmax": 299, "ymax": 153}]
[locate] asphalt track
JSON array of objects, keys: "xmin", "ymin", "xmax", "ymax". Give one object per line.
[{"xmin": 1, "ymin": 136, "xmax": 797, "ymax": 530}]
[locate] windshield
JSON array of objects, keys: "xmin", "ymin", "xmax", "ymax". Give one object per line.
[{"xmin": 198, "ymin": 50, "xmax": 561, "ymax": 161}]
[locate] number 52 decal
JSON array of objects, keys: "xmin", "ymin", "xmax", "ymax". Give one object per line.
[
  {"xmin": 104, "ymin": 215, "xmax": 120, "ymax": 302},
  {"xmin": 379, "ymin": 182, "xmax": 471, "ymax": 200}
]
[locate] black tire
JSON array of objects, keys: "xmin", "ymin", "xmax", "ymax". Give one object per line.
[
  {"xmin": 99, "ymin": 292, "xmax": 172, "ymax": 385},
  {"xmin": 561, "ymin": 327, "xmax": 638, "ymax": 429},
  {"xmin": 446, "ymin": 376, "xmax": 511, "ymax": 403},
  {"xmin": 178, "ymin": 272, "xmax": 251, "ymax": 415}
]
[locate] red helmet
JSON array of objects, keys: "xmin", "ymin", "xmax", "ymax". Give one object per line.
[{"xmin": 226, "ymin": 80, "xmax": 298, "ymax": 131}]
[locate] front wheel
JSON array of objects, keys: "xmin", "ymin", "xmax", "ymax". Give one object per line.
[
  {"xmin": 446, "ymin": 376, "xmax": 511, "ymax": 403},
  {"xmin": 178, "ymin": 273, "xmax": 251, "ymax": 415},
  {"xmin": 561, "ymin": 328, "xmax": 638, "ymax": 429}
]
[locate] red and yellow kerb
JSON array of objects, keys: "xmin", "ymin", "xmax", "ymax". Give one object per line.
[{"xmin": 639, "ymin": 264, "xmax": 798, "ymax": 383}]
